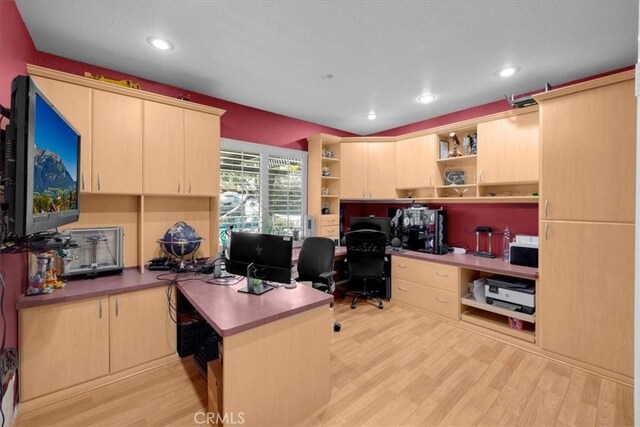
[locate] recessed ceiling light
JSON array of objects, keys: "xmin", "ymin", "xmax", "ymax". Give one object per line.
[
  {"xmin": 366, "ymin": 112, "xmax": 378, "ymax": 120},
  {"xmin": 417, "ymin": 94, "xmax": 436, "ymax": 104},
  {"xmin": 147, "ymin": 36, "xmax": 174, "ymax": 51},
  {"xmin": 499, "ymin": 67, "xmax": 517, "ymax": 77}
]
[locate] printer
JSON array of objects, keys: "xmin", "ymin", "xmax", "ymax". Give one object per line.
[
  {"xmin": 485, "ymin": 274, "xmax": 535, "ymax": 314},
  {"xmin": 509, "ymin": 234, "xmax": 538, "ymax": 268}
]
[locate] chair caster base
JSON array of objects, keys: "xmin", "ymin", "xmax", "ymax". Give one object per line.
[
  {"xmin": 334, "ymin": 323, "xmax": 341, "ymax": 332},
  {"xmin": 378, "ymin": 303, "xmax": 384, "ymax": 309},
  {"xmin": 351, "ymin": 303, "xmax": 356, "ymax": 309}
]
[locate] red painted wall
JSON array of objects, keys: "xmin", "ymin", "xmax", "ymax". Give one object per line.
[
  {"xmin": 0, "ymin": 0, "xmax": 38, "ymax": 407},
  {"xmin": 342, "ymin": 202, "xmax": 538, "ymax": 257},
  {"xmin": 36, "ymin": 52, "xmax": 356, "ymax": 150},
  {"xmin": 0, "ymin": 0, "xmax": 37, "ymax": 107}
]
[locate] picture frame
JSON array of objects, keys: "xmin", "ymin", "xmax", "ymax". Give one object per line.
[{"xmin": 439, "ymin": 140, "xmax": 449, "ymax": 159}]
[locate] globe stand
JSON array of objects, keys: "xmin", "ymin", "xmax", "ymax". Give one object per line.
[{"xmin": 157, "ymin": 237, "xmax": 204, "ymax": 271}]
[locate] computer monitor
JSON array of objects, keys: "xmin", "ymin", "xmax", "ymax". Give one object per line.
[
  {"xmin": 349, "ymin": 216, "xmax": 392, "ymax": 243},
  {"xmin": 227, "ymin": 231, "xmax": 293, "ymax": 294}
]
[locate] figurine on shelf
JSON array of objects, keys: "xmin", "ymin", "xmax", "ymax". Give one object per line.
[
  {"xmin": 462, "ymin": 135, "xmax": 471, "ymax": 156},
  {"xmin": 321, "ymin": 203, "xmax": 331, "ymax": 215},
  {"xmin": 322, "ymin": 187, "xmax": 330, "ymax": 196},
  {"xmin": 470, "ymin": 133, "xmax": 478, "ymax": 155},
  {"xmin": 323, "ymin": 149, "xmax": 333, "ymax": 158},
  {"xmin": 448, "ymin": 132, "xmax": 463, "ymax": 158},
  {"xmin": 322, "ymin": 167, "xmax": 330, "ymax": 176}
]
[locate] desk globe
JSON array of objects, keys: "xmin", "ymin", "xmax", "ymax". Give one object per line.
[{"xmin": 157, "ymin": 221, "xmax": 204, "ymax": 268}]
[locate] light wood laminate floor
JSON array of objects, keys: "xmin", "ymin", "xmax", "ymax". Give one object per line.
[{"xmin": 17, "ymin": 300, "xmax": 633, "ymax": 426}]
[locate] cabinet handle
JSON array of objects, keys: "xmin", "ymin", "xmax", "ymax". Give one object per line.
[
  {"xmin": 544, "ymin": 200, "xmax": 549, "ymax": 217},
  {"xmin": 369, "ymin": 190, "xmax": 372, "ymax": 198},
  {"xmin": 362, "ymin": 189, "xmax": 365, "ymax": 197},
  {"xmin": 436, "ymin": 297, "xmax": 448, "ymax": 304},
  {"xmin": 544, "ymin": 222, "xmax": 549, "ymax": 240},
  {"xmin": 429, "ymin": 174, "xmax": 433, "ymax": 187},
  {"xmin": 178, "ymin": 180, "xmax": 181, "ymax": 193},
  {"xmin": 97, "ymin": 173, "xmax": 101, "ymax": 191},
  {"xmin": 435, "ymin": 272, "xmax": 449, "ymax": 277},
  {"xmin": 81, "ymin": 172, "xmax": 85, "ymax": 191},
  {"xmin": 397, "ymin": 285, "xmax": 408, "ymax": 292},
  {"xmin": 189, "ymin": 180, "xmax": 192, "ymax": 194},
  {"xmin": 115, "ymin": 297, "xmax": 119, "ymax": 317},
  {"xmin": 479, "ymin": 168, "xmax": 483, "ymax": 183},
  {"xmin": 99, "ymin": 299, "xmax": 102, "ymax": 319},
  {"xmin": 396, "ymin": 264, "xmax": 407, "ymax": 269}
]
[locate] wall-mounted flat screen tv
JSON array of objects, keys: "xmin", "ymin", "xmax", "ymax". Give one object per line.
[{"xmin": 2, "ymin": 75, "xmax": 81, "ymax": 237}]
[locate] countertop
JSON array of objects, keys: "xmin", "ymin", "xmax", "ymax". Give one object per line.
[
  {"xmin": 178, "ymin": 279, "xmax": 333, "ymax": 337},
  {"xmin": 16, "ymin": 268, "xmax": 168, "ymax": 309},
  {"xmin": 16, "ymin": 246, "xmax": 536, "ymax": 309}
]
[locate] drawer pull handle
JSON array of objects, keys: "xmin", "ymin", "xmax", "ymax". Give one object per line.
[
  {"xmin": 396, "ymin": 264, "xmax": 407, "ymax": 269},
  {"xmin": 99, "ymin": 299, "xmax": 102, "ymax": 319},
  {"xmin": 436, "ymin": 297, "xmax": 448, "ymax": 304},
  {"xmin": 544, "ymin": 200, "xmax": 549, "ymax": 217},
  {"xmin": 435, "ymin": 272, "xmax": 449, "ymax": 277},
  {"xmin": 115, "ymin": 297, "xmax": 119, "ymax": 317},
  {"xmin": 397, "ymin": 286, "xmax": 409, "ymax": 292}
]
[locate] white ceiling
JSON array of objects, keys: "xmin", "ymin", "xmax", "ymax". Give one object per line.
[{"xmin": 16, "ymin": 0, "xmax": 639, "ymax": 135}]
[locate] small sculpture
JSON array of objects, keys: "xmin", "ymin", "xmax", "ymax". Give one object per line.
[
  {"xmin": 322, "ymin": 167, "xmax": 330, "ymax": 176},
  {"xmin": 323, "ymin": 149, "xmax": 333, "ymax": 158},
  {"xmin": 321, "ymin": 203, "xmax": 330, "ymax": 214},
  {"xmin": 448, "ymin": 132, "xmax": 463, "ymax": 158}
]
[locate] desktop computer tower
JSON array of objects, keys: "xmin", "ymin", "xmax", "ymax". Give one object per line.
[{"xmin": 402, "ymin": 207, "xmax": 447, "ymax": 254}]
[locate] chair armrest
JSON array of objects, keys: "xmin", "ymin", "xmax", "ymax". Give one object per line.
[{"xmin": 319, "ymin": 271, "xmax": 336, "ymax": 280}]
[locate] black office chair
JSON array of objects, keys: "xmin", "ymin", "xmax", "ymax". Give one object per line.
[
  {"xmin": 296, "ymin": 237, "xmax": 341, "ymax": 332},
  {"xmin": 345, "ymin": 230, "xmax": 386, "ymax": 309}
]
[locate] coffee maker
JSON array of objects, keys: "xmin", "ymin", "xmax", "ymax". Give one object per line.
[{"xmin": 402, "ymin": 206, "xmax": 447, "ymax": 254}]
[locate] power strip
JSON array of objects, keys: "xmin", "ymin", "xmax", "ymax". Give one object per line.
[{"xmin": 450, "ymin": 247, "xmax": 467, "ymax": 255}]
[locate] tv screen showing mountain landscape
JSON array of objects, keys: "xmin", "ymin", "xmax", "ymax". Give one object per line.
[{"xmin": 33, "ymin": 93, "xmax": 78, "ymax": 215}]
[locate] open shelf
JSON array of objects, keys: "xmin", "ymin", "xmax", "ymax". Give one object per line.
[
  {"xmin": 321, "ymin": 195, "xmax": 339, "ymax": 198},
  {"xmin": 321, "ymin": 176, "xmax": 339, "ymax": 180},
  {"xmin": 321, "ymin": 157, "xmax": 339, "ymax": 162},
  {"xmin": 461, "ymin": 293, "xmax": 535, "ymax": 323},
  {"xmin": 436, "ymin": 184, "xmax": 476, "ymax": 189},
  {"xmin": 437, "ymin": 155, "xmax": 477, "ymax": 165},
  {"xmin": 461, "ymin": 308, "xmax": 535, "ymax": 343}
]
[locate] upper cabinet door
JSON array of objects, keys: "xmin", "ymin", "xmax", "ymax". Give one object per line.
[
  {"xmin": 92, "ymin": 90, "xmax": 143, "ymax": 194},
  {"xmin": 184, "ymin": 110, "xmax": 220, "ymax": 196},
  {"xmin": 340, "ymin": 142, "xmax": 368, "ymax": 199},
  {"xmin": 32, "ymin": 77, "xmax": 92, "ymax": 192},
  {"xmin": 395, "ymin": 135, "xmax": 437, "ymax": 189},
  {"xmin": 143, "ymin": 101, "xmax": 185, "ymax": 195},
  {"xmin": 367, "ymin": 142, "xmax": 396, "ymax": 198},
  {"xmin": 477, "ymin": 112, "xmax": 539, "ymax": 184},
  {"xmin": 539, "ymin": 80, "xmax": 636, "ymax": 222}
]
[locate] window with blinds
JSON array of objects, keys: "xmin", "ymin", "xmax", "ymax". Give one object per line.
[
  {"xmin": 268, "ymin": 155, "xmax": 303, "ymax": 234},
  {"xmin": 219, "ymin": 139, "xmax": 306, "ymax": 244}
]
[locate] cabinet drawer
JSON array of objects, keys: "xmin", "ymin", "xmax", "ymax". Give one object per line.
[
  {"xmin": 391, "ymin": 256, "xmax": 458, "ymax": 292},
  {"xmin": 392, "ymin": 278, "xmax": 458, "ymax": 319},
  {"xmin": 317, "ymin": 225, "xmax": 339, "ymax": 238},
  {"xmin": 318, "ymin": 215, "xmax": 339, "ymax": 227}
]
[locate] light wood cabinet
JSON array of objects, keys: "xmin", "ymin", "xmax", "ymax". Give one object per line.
[
  {"xmin": 477, "ymin": 111, "xmax": 539, "ymax": 184},
  {"xmin": 32, "ymin": 77, "xmax": 93, "ymax": 192},
  {"xmin": 143, "ymin": 101, "xmax": 185, "ymax": 195},
  {"xmin": 340, "ymin": 142, "xmax": 368, "ymax": 199},
  {"xmin": 390, "ymin": 256, "xmax": 463, "ymax": 320},
  {"xmin": 537, "ymin": 78, "xmax": 635, "ymax": 222},
  {"xmin": 92, "ymin": 90, "xmax": 143, "ymax": 194},
  {"xmin": 20, "ymin": 297, "xmax": 110, "ymax": 400},
  {"xmin": 538, "ymin": 221, "xmax": 633, "ymax": 377},
  {"xmin": 367, "ymin": 142, "xmax": 396, "ymax": 198},
  {"xmin": 109, "ymin": 286, "xmax": 176, "ymax": 373},
  {"xmin": 185, "ymin": 109, "xmax": 220, "ymax": 196},
  {"xmin": 395, "ymin": 134, "xmax": 437, "ymax": 189},
  {"xmin": 340, "ymin": 141, "xmax": 395, "ymax": 199}
]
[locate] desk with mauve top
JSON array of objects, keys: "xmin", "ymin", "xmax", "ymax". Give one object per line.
[{"xmin": 178, "ymin": 277, "xmax": 333, "ymax": 426}]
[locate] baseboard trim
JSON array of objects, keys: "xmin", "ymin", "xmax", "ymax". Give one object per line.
[{"xmin": 18, "ymin": 353, "xmax": 179, "ymax": 414}]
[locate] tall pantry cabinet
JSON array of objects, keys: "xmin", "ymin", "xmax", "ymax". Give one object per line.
[{"xmin": 535, "ymin": 71, "xmax": 636, "ymax": 380}]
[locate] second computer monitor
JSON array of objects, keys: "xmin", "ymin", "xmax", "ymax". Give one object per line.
[
  {"xmin": 227, "ymin": 231, "xmax": 293, "ymax": 285},
  {"xmin": 349, "ymin": 216, "xmax": 391, "ymax": 242}
]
